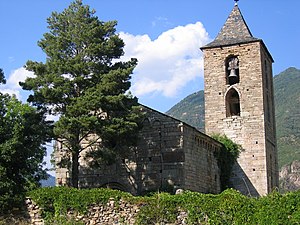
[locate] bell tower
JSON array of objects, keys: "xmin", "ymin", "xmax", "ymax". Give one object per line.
[{"xmin": 201, "ymin": 2, "xmax": 278, "ymax": 196}]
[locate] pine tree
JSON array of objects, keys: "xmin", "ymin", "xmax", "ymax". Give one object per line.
[{"xmin": 20, "ymin": 0, "xmax": 141, "ymax": 188}]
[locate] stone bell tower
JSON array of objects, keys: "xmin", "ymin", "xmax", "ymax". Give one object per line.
[{"xmin": 201, "ymin": 2, "xmax": 278, "ymax": 196}]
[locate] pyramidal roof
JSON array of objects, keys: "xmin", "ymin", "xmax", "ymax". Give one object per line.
[{"xmin": 202, "ymin": 3, "xmax": 260, "ymax": 49}]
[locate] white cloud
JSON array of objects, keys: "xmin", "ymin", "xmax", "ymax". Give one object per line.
[
  {"xmin": 151, "ymin": 17, "xmax": 172, "ymax": 28},
  {"xmin": 119, "ymin": 21, "xmax": 210, "ymax": 97},
  {"xmin": 8, "ymin": 56, "xmax": 15, "ymax": 63},
  {"xmin": 2, "ymin": 22, "xmax": 210, "ymax": 100},
  {"xmin": 0, "ymin": 67, "xmax": 34, "ymax": 99}
]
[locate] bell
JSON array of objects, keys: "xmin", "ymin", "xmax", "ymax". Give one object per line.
[{"xmin": 228, "ymin": 69, "xmax": 238, "ymax": 79}]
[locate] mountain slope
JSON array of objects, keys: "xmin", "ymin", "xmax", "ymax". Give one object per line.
[
  {"xmin": 40, "ymin": 174, "xmax": 56, "ymax": 187},
  {"xmin": 166, "ymin": 90, "xmax": 205, "ymax": 132},
  {"xmin": 274, "ymin": 67, "xmax": 300, "ymax": 167},
  {"xmin": 166, "ymin": 67, "xmax": 300, "ymax": 169}
]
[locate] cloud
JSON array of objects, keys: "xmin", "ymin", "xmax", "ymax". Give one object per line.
[
  {"xmin": 2, "ymin": 22, "xmax": 210, "ymax": 100},
  {"xmin": 151, "ymin": 17, "xmax": 172, "ymax": 28},
  {"xmin": 0, "ymin": 67, "xmax": 34, "ymax": 99},
  {"xmin": 119, "ymin": 21, "xmax": 210, "ymax": 97},
  {"xmin": 8, "ymin": 57, "xmax": 15, "ymax": 63}
]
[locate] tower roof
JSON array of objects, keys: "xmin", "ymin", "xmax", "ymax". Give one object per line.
[{"xmin": 202, "ymin": 3, "xmax": 260, "ymax": 49}]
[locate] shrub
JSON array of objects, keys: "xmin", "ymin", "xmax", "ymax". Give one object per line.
[
  {"xmin": 28, "ymin": 187, "xmax": 131, "ymax": 222},
  {"xmin": 27, "ymin": 187, "xmax": 300, "ymax": 224},
  {"xmin": 212, "ymin": 134, "xmax": 242, "ymax": 190}
]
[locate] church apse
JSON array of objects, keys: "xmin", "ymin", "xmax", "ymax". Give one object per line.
[{"xmin": 55, "ymin": 106, "xmax": 222, "ymax": 195}]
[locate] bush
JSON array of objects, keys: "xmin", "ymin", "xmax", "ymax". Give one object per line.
[
  {"xmin": 253, "ymin": 190, "xmax": 300, "ymax": 224},
  {"xmin": 135, "ymin": 192, "xmax": 179, "ymax": 224},
  {"xmin": 27, "ymin": 187, "xmax": 300, "ymax": 224},
  {"xmin": 212, "ymin": 134, "xmax": 242, "ymax": 190},
  {"xmin": 28, "ymin": 187, "xmax": 131, "ymax": 222}
]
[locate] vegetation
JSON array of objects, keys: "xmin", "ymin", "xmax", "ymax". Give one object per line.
[
  {"xmin": 23, "ymin": 187, "xmax": 300, "ymax": 224},
  {"xmin": 20, "ymin": 0, "xmax": 142, "ymax": 188},
  {"xmin": 27, "ymin": 187, "xmax": 131, "ymax": 222},
  {"xmin": 212, "ymin": 134, "xmax": 242, "ymax": 190},
  {"xmin": 0, "ymin": 70, "xmax": 52, "ymax": 213},
  {"xmin": 274, "ymin": 67, "xmax": 300, "ymax": 167}
]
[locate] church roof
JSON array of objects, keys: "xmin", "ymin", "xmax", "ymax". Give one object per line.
[{"xmin": 201, "ymin": 3, "xmax": 260, "ymax": 49}]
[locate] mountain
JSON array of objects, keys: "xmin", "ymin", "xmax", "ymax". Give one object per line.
[
  {"xmin": 40, "ymin": 174, "xmax": 56, "ymax": 187},
  {"xmin": 166, "ymin": 67, "xmax": 300, "ymax": 169},
  {"xmin": 274, "ymin": 67, "xmax": 300, "ymax": 167},
  {"xmin": 279, "ymin": 160, "xmax": 300, "ymax": 192},
  {"xmin": 166, "ymin": 90, "xmax": 205, "ymax": 132}
]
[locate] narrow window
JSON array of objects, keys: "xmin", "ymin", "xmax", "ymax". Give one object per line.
[
  {"xmin": 226, "ymin": 56, "xmax": 240, "ymax": 85},
  {"xmin": 226, "ymin": 88, "xmax": 240, "ymax": 117}
]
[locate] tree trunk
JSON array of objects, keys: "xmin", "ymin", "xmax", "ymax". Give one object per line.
[{"xmin": 71, "ymin": 150, "xmax": 79, "ymax": 188}]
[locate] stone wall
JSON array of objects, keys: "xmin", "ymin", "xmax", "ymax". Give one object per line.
[
  {"xmin": 55, "ymin": 105, "xmax": 222, "ymax": 195},
  {"xmin": 24, "ymin": 197, "xmax": 188, "ymax": 225},
  {"xmin": 260, "ymin": 45, "xmax": 279, "ymax": 191},
  {"xmin": 25, "ymin": 198, "xmax": 43, "ymax": 225},
  {"xmin": 183, "ymin": 126, "xmax": 221, "ymax": 194}
]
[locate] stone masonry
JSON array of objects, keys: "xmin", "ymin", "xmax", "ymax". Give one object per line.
[
  {"xmin": 24, "ymin": 197, "xmax": 190, "ymax": 225},
  {"xmin": 55, "ymin": 105, "xmax": 222, "ymax": 195}
]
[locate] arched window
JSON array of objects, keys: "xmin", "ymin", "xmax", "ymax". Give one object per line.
[
  {"xmin": 226, "ymin": 56, "xmax": 240, "ymax": 85},
  {"xmin": 226, "ymin": 88, "xmax": 240, "ymax": 117},
  {"xmin": 142, "ymin": 118, "xmax": 151, "ymax": 129}
]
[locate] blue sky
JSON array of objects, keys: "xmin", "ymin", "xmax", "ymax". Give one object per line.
[
  {"xmin": 1, "ymin": 0, "xmax": 299, "ymax": 112},
  {"xmin": 0, "ymin": 0, "xmax": 299, "ymax": 172}
]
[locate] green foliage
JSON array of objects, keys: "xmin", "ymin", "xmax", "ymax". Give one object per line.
[
  {"xmin": 250, "ymin": 190, "xmax": 299, "ymax": 224},
  {"xmin": 207, "ymin": 189, "xmax": 256, "ymax": 224},
  {"xmin": 28, "ymin": 187, "xmax": 131, "ymax": 223},
  {"xmin": 28, "ymin": 187, "xmax": 300, "ymax": 224},
  {"xmin": 274, "ymin": 67, "xmax": 300, "ymax": 168},
  {"xmin": 135, "ymin": 193, "xmax": 179, "ymax": 224},
  {"xmin": 0, "ymin": 92, "xmax": 53, "ymax": 213},
  {"xmin": 0, "ymin": 69, "xmax": 5, "ymax": 84},
  {"xmin": 20, "ymin": 0, "xmax": 142, "ymax": 187},
  {"xmin": 212, "ymin": 134, "xmax": 241, "ymax": 190}
]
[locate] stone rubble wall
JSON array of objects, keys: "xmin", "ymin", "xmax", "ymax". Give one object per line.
[
  {"xmin": 25, "ymin": 197, "xmax": 188, "ymax": 225},
  {"xmin": 25, "ymin": 198, "xmax": 44, "ymax": 225}
]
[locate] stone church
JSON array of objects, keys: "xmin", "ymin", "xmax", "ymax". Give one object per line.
[{"xmin": 55, "ymin": 2, "xmax": 278, "ymax": 197}]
